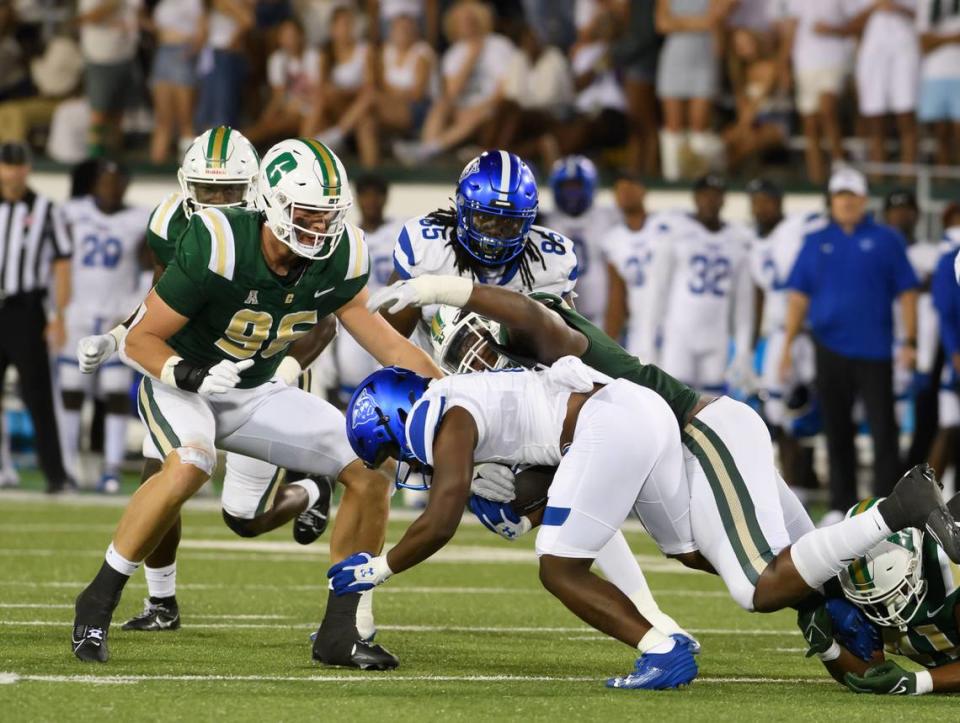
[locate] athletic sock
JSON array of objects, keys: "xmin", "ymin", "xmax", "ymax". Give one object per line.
[
  {"xmin": 790, "ymin": 506, "xmax": 892, "ymax": 589},
  {"xmin": 289, "ymin": 478, "xmax": 320, "ymax": 509},
  {"xmin": 75, "ymin": 544, "xmax": 140, "ymax": 625},
  {"xmin": 103, "ymin": 414, "xmax": 128, "ymax": 477},
  {"xmin": 60, "ymin": 408, "xmax": 81, "ymax": 481},
  {"xmin": 638, "ymin": 627, "xmax": 675, "ymax": 655},
  {"xmin": 356, "ymin": 589, "xmax": 375, "ymax": 641},
  {"xmin": 145, "ymin": 562, "xmax": 177, "ymax": 600}
]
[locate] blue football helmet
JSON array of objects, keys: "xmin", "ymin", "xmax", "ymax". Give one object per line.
[
  {"xmin": 346, "ymin": 367, "xmax": 430, "ymax": 471},
  {"xmin": 549, "ymin": 155, "xmax": 597, "ymax": 217},
  {"xmin": 455, "ymin": 150, "xmax": 538, "ymax": 266}
]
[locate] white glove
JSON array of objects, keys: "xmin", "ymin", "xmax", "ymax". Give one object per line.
[
  {"xmin": 77, "ymin": 334, "xmax": 117, "ymax": 374},
  {"xmin": 273, "ymin": 356, "xmax": 302, "ymax": 386},
  {"xmin": 726, "ymin": 354, "xmax": 757, "ymax": 395},
  {"xmin": 198, "ymin": 359, "xmax": 255, "ymax": 395},
  {"xmin": 367, "ymin": 275, "xmax": 473, "ymax": 315},
  {"xmin": 471, "ymin": 463, "xmax": 516, "ymax": 502}
]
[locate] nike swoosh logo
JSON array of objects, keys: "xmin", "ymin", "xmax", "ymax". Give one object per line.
[
  {"xmin": 155, "ymin": 615, "xmax": 179, "ymax": 630},
  {"xmin": 314, "ymin": 288, "xmax": 335, "ymax": 298},
  {"xmin": 927, "ymin": 603, "xmax": 945, "ymax": 617}
]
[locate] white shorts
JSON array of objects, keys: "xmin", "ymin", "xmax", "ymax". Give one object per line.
[
  {"xmin": 535, "ymin": 379, "xmax": 695, "ymax": 559},
  {"xmin": 659, "ymin": 332, "xmax": 728, "ymax": 394},
  {"xmin": 795, "ymin": 66, "xmax": 848, "ymax": 116},
  {"xmin": 760, "ymin": 331, "xmax": 815, "ymax": 427},
  {"xmin": 59, "ymin": 309, "xmax": 132, "ymax": 395},
  {"xmin": 856, "ymin": 46, "xmax": 919, "ymax": 117},
  {"xmin": 683, "ymin": 396, "xmax": 814, "ymax": 610}
]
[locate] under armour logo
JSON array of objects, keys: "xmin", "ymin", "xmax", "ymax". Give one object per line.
[{"xmin": 245, "ymin": 290, "xmax": 259, "ymax": 305}]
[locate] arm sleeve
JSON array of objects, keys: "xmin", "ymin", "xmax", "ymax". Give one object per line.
[
  {"xmin": 153, "ymin": 217, "xmax": 212, "ymax": 318},
  {"xmin": 786, "ymin": 237, "xmax": 815, "ymax": 295}
]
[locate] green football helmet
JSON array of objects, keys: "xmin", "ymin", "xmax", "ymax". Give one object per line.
[{"xmin": 429, "ymin": 305, "xmax": 511, "ymax": 375}]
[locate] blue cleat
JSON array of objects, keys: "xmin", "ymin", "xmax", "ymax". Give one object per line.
[
  {"xmin": 672, "ymin": 633, "xmax": 701, "ymax": 655},
  {"xmin": 606, "ymin": 639, "xmax": 699, "ymax": 690}
]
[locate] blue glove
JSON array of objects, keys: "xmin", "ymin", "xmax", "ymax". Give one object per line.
[
  {"xmin": 468, "ymin": 494, "xmax": 532, "ymax": 540},
  {"xmin": 826, "ymin": 598, "xmax": 882, "ymax": 662},
  {"xmin": 327, "ymin": 552, "xmax": 393, "ymax": 596}
]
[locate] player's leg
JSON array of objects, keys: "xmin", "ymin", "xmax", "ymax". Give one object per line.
[
  {"xmin": 72, "ymin": 379, "xmax": 216, "ymax": 661},
  {"xmin": 98, "ymin": 361, "xmax": 133, "ymax": 493},
  {"xmin": 658, "ymin": 331, "xmax": 697, "ymax": 391},
  {"xmin": 701, "ymin": 344, "xmax": 728, "ymax": 397}
]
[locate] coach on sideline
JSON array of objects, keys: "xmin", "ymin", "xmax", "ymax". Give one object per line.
[
  {"xmin": 0, "ymin": 142, "xmax": 73, "ymax": 493},
  {"xmin": 779, "ymin": 167, "xmax": 919, "ymax": 516}
]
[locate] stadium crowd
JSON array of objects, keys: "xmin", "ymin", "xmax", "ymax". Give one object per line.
[{"xmin": 1, "ymin": 0, "xmax": 959, "ymax": 182}]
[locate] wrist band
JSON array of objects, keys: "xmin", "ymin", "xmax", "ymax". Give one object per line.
[
  {"xmin": 816, "ymin": 641, "xmax": 841, "ymax": 662},
  {"xmin": 159, "ymin": 356, "xmax": 183, "ymax": 387},
  {"xmin": 915, "ymin": 670, "xmax": 933, "ymax": 695}
]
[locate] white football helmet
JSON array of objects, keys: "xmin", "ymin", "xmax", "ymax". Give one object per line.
[
  {"xmin": 178, "ymin": 126, "xmax": 259, "ymax": 216},
  {"xmin": 257, "ymin": 138, "xmax": 353, "ymax": 260},
  {"xmin": 430, "ymin": 305, "xmax": 511, "ymax": 375},
  {"xmin": 839, "ymin": 499, "xmax": 927, "ymax": 629}
]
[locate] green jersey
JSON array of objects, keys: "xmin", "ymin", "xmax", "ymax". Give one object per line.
[
  {"xmin": 529, "ymin": 292, "xmax": 700, "ymax": 427},
  {"xmin": 881, "ymin": 534, "xmax": 960, "ymax": 669},
  {"xmin": 146, "ymin": 192, "xmax": 188, "ymax": 268},
  {"xmin": 154, "ymin": 206, "xmax": 370, "ymax": 388}
]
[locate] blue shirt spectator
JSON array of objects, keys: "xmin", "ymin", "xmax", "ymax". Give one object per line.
[{"xmin": 788, "ymin": 214, "xmax": 919, "ymax": 360}]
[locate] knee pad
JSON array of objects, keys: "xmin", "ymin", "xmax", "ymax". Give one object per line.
[
  {"xmin": 61, "ymin": 390, "xmax": 85, "ymax": 410},
  {"xmin": 176, "ymin": 445, "xmax": 215, "ymax": 477},
  {"xmin": 104, "ymin": 393, "xmax": 131, "ymax": 416},
  {"xmin": 221, "ymin": 509, "xmax": 257, "ymax": 538}
]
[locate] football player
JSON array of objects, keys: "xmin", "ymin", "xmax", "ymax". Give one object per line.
[
  {"xmin": 643, "ymin": 174, "xmax": 756, "ymax": 394},
  {"xmin": 931, "ymin": 204, "xmax": 960, "ymax": 481},
  {"xmin": 58, "ymin": 160, "xmax": 150, "ymax": 493},
  {"xmin": 337, "ymin": 357, "xmax": 699, "ymax": 690},
  {"xmin": 798, "ymin": 495, "xmax": 960, "ymax": 696},
  {"xmin": 78, "ymin": 128, "xmax": 336, "ymax": 634},
  {"xmin": 544, "ymin": 156, "xmax": 620, "ymax": 325},
  {"xmin": 69, "ymin": 138, "xmax": 442, "ymax": 669},
  {"xmin": 364, "ymin": 276, "xmax": 960, "ymax": 621}
]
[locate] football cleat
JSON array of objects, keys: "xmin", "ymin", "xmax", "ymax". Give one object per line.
[
  {"xmin": 121, "ymin": 598, "xmax": 181, "ymax": 631},
  {"xmin": 606, "ymin": 640, "xmax": 698, "ymax": 690},
  {"xmin": 97, "ymin": 473, "xmax": 120, "ymax": 495},
  {"xmin": 292, "ymin": 477, "xmax": 333, "ymax": 545},
  {"xmin": 72, "ymin": 624, "xmax": 109, "ymax": 662},
  {"xmin": 880, "ymin": 464, "xmax": 960, "ymax": 563},
  {"xmin": 672, "ymin": 633, "xmax": 701, "ymax": 655},
  {"xmin": 312, "ymin": 635, "xmax": 399, "ymax": 671}
]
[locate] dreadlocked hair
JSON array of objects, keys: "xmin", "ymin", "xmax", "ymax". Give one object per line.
[{"xmin": 426, "ymin": 205, "xmax": 547, "ymax": 290}]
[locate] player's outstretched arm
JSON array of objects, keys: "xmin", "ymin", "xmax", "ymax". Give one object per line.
[
  {"xmin": 337, "ymin": 286, "xmax": 443, "ymax": 378},
  {"xmin": 122, "ymin": 290, "xmax": 191, "ymax": 378}
]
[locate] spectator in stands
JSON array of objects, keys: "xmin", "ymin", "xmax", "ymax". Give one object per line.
[
  {"xmin": 851, "ymin": 2, "xmax": 919, "ymax": 178},
  {"xmin": 782, "ymin": 167, "xmax": 918, "ymax": 515},
  {"xmin": 315, "ymin": 12, "xmax": 434, "ymax": 167},
  {"xmin": 393, "ymin": 0, "xmax": 514, "ymax": 166},
  {"xmin": 916, "ymin": 0, "xmax": 960, "ymax": 168},
  {"xmin": 0, "ymin": 2, "xmax": 32, "ymax": 103},
  {"xmin": 195, "ymin": 0, "xmax": 254, "ymax": 130},
  {"xmin": 147, "ymin": 0, "xmax": 206, "ymax": 164},
  {"xmin": 655, "ymin": 0, "xmax": 736, "ymax": 181},
  {"xmin": 536, "ymin": 3, "xmax": 626, "ymax": 171},
  {"xmin": 303, "ymin": 4, "xmax": 372, "ymax": 150},
  {"xmin": 486, "ymin": 23, "xmax": 572, "ymax": 156},
  {"xmin": 366, "ymin": 0, "xmax": 440, "ymax": 47},
  {"xmin": 779, "ymin": 1, "xmax": 855, "ymax": 184},
  {"xmin": 74, "ymin": 0, "xmax": 143, "ymax": 156},
  {"xmin": 610, "ymin": 0, "xmax": 661, "ymax": 176},
  {"xmin": 244, "ymin": 17, "xmax": 318, "ymax": 147}
]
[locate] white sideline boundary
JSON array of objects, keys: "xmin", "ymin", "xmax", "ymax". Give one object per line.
[{"xmin": 0, "ymin": 671, "xmax": 831, "ymax": 686}]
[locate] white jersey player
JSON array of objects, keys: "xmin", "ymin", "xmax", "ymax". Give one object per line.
[
  {"xmin": 644, "ymin": 177, "xmax": 756, "ymax": 394},
  {"xmin": 546, "ymin": 156, "xmax": 621, "ymax": 324},
  {"xmin": 59, "ymin": 162, "xmax": 150, "ymax": 491}
]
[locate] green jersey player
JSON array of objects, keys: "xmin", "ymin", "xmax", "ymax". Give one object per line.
[{"xmin": 71, "ymin": 138, "xmax": 442, "ymax": 669}]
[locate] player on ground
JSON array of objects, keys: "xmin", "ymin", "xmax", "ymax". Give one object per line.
[
  {"xmin": 365, "ymin": 276, "xmax": 960, "ymax": 617},
  {"xmin": 337, "ymin": 357, "xmax": 699, "ymax": 689},
  {"xmin": 59, "ymin": 160, "xmax": 150, "ymax": 493},
  {"xmin": 78, "ymin": 128, "xmax": 337, "ymax": 634},
  {"xmin": 798, "ymin": 495, "xmax": 960, "ymax": 695},
  {"xmin": 544, "ymin": 156, "xmax": 620, "ymax": 325},
  {"xmin": 70, "ymin": 138, "xmax": 442, "ymax": 668},
  {"xmin": 643, "ymin": 174, "xmax": 756, "ymax": 394}
]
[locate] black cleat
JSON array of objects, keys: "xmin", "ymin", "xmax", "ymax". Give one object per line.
[
  {"xmin": 293, "ymin": 477, "xmax": 333, "ymax": 545},
  {"xmin": 880, "ymin": 464, "xmax": 960, "ymax": 563},
  {"xmin": 72, "ymin": 624, "xmax": 109, "ymax": 662},
  {"xmin": 121, "ymin": 597, "xmax": 181, "ymax": 631},
  {"xmin": 312, "ymin": 635, "xmax": 399, "ymax": 670}
]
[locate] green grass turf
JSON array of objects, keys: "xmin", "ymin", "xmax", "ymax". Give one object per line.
[{"xmin": 0, "ymin": 495, "xmax": 957, "ymax": 722}]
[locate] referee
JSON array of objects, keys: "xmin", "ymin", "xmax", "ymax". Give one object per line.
[{"xmin": 0, "ymin": 142, "xmax": 72, "ymax": 493}]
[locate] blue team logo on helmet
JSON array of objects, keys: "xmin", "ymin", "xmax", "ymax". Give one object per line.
[
  {"xmin": 455, "ymin": 150, "xmax": 538, "ymax": 267},
  {"xmin": 549, "ymin": 155, "xmax": 597, "ymax": 217},
  {"xmin": 346, "ymin": 367, "xmax": 430, "ymax": 470}
]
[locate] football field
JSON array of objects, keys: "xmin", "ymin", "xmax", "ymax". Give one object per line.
[{"xmin": 0, "ymin": 493, "xmax": 956, "ymax": 721}]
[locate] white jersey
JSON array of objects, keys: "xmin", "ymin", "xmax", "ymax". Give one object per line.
[
  {"xmin": 603, "ymin": 213, "xmax": 675, "ymax": 359},
  {"xmin": 647, "ymin": 214, "xmax": 757, "ymax": 354},
  {"xmin": 404, "ymin": 356, "xmax": 610, "ymax": 467},
  {"xmin": 393, "ymin": 213, "xmax": 578, "ymax": 350},
  {"xmin": 544, "ymin": 204, "xmax": 620, "ymax": 323},
  {"xmin": 365, "ymin": 218, "xmax": 404, "ymax": 290},
  {"xmin": 61, "ymin": 197, "xmax": 150, "ymax": 317},
  {"xmin": 904, "ymin": 239, "xmax": 941, "ymax": 374},
  {"xmin": 750, "ymin": 212, "xmax": 827, "ymax": 335}
]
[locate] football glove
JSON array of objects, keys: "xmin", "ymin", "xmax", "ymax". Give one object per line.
[
  {"xmin": 328, "ymin": 552, "xmax": 393, "ymax": 596},
  {"xmin": 825, "ymin": 598, "xmax": 882, "ymax": 662},
  {"xmin": 845, "ymin": 661, "xmax": 933, "ymax": 696},
  {"xmin": 366, "ymin": 276, "xmax": 472, "ymax": 315},
  {"xmin": 161, "ymin": 357, "xmax": 255, "ymax": 395},
  {"xmin": 77, "ymin": 334, "xmax": 117, "ymax": 374},
  {"xmin": 471, "ymin": 463, "xmax": 516, "ymax": 502},
  {"xmin": 468, "ymin": 494, "xmax": 531, "ymax": 541},
  {"xmin": 797, "ymin": 600, "xmax": 836, "ymax": 659},
  {"xmin": 272, "ymin": 356, "xmax": 302, "ymax": 386}
]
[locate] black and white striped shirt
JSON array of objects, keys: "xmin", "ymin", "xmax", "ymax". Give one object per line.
[{"xmin": 0, "ymin": 190, "xmax": 72, "ymax": 298}]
